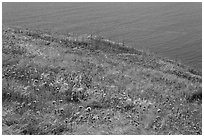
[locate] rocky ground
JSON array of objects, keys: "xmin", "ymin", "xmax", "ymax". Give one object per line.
[{"xmin": 2, "ymin": 26, "xmax": 202, "ymax": 135}]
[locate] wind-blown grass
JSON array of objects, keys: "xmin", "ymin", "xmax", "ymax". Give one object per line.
[{"xmin": 2, "ymin": 26, "xmax": 202, "ymax": 135}]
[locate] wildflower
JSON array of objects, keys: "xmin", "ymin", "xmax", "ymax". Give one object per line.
[
  {"xmin": 79, "ymin": 115, "xmax": 84, "ymax": 120},
  {"xmin": 104, "ymin": 116, "xmax": 111, "ymax": 122},
  {"xmin": 33, "ymin": 80, "xmax": 38, "ymax": 86},
  {"xmin": 74, "ymin": 112, "xmax": 80, "ymax": 117},
  {"xmin": 24, "ymin": 86, "xmax": 30, "ymax": 91},
  {"xmin": 55, "ymin": 86, "xmax": 60, "ymax": 91},
  {"xmin": 52, "ymin": 101, "xmax": 56, "ymax": 105},
  {"xmin": 157, "ymin": 108, "xmax": 161, "ymax": 113},
  {"xmin": 36, "ymin": 111, "xmax": 40, "ymax": 115},
  {"xmin": 116, "ymin": 105, "xmax": 120, "ymax": 109},
  {"xmin": 21, "ymin": 102, "xmax": 26, "ymax": 108},
  {"xmin": 126, "ymin": 98, "xmax": 132, "ymax": 104},
  {"xmin": 49, "ymin": 83, "xmax": 54, "ymax": 87},
  {"xmin": 59, "ymin": 100, "xmax": 63, "ymax": 104},
  {"xmin": 27, "ymin": 103, "xmax": 31, "ymax": 106},
  {"xmin": 78, "ymin": 106, "xmax": 83, "ymax": 110},
  {"xmin": 33, "ymin": 100, "xmax": 37, "ymax": 104},
  {"xmin": 60, "ymin": 108, "xmax": 64, "ymax": 113},
  {"xmin": 64, "ymin": 118, "xmax": 69, "ymax": 123},
  {"xmin": 54, "ymin": 109, "xmax": 58, "ymax": 114},
  {"xmin": 126, "ymin": 114, "xmax": 132, "ymax": 118},
  {"xmin": 92, "ymin": 115, "xmax": 99, "ymax": 120},
  {"xmin": 107, "ymin": 116, "xmax": 111, "ymax": 120},
  {"xmin": 85, "ymin": 107, "xmax": 91, "ymax": 112},
  {"xmin": 7, "ymin": 93, "xmax": 11, "ymax": 97}
]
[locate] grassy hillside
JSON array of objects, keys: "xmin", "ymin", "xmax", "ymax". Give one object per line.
[{"xmin": 2, "ymin": 26, "xmax": 202, "ymax": 135}]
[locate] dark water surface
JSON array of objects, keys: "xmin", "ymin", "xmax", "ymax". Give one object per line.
[{"xmin": 2, "ymin": 2, "xmax": 202, "ymax": 70}]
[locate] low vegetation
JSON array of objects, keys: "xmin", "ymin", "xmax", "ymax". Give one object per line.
[{"xmin": 2, "ymin": 26, "xmax": 202, "ymax": 135}]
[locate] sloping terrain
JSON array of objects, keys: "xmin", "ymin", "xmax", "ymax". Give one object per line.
[{"xmin": 2, "ymin": 26, "xmax": 202, "ymax": 135}]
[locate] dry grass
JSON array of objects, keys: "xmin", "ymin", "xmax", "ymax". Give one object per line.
[{"xmin": 2, "ymin": 26, "xmax": 202, "ymax": 135}]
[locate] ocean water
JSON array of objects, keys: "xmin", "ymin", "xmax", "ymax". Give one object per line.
[{"xmin": 2, "ymin": 2, "xmax": 202, "ymax": 71}]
